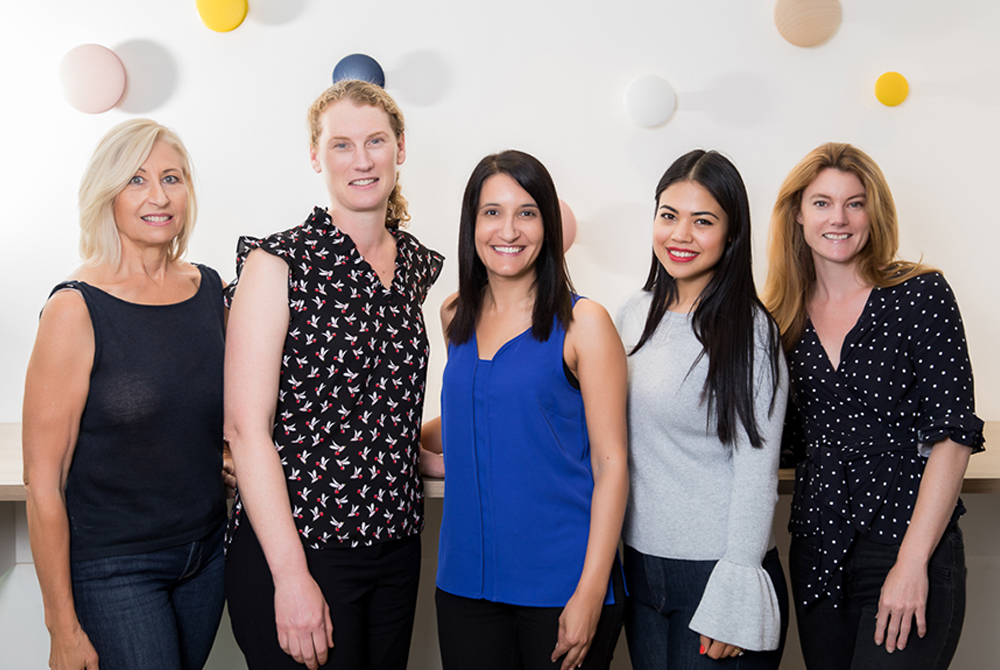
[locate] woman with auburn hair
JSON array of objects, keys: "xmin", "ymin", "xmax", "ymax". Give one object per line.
[
  {"xmin": 223, "ymin": 79, "xmax": 443, "ymax": 670},
  {"xmin": 617, "ymin": 149, "xmax": 788, "ymax": 669},
  {"xmin": 428, "ymin": 150, "xmax": 628, "ymax": 670},
  {"xmin": 763, "ymin": 142, "xmax": 984, "ymax": 669},
  {"xmin": 23, "ymin": 119, "xmax": 229, "ymax": 670}
]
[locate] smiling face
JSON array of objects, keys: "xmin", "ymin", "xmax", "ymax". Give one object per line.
[
  {"xmin": 474, "ymin": 173, "xmax": 544, "ymax": 283},
  {"xmin": 797, "ymin": 168, "xmax": 870, "ymax": 269},
  {"xmin": 310, "ymin": 99, "xmax": 405, "ymax": 217},
  {"xmin": 112, "ymin": 140, "xmax": 188, "ymax": 252},
  {"xmin": 653, "ymin": 180, "xmax": 729, "ymax": 300}
]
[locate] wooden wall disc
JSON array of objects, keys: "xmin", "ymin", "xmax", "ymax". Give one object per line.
[{"xmin": 774, "ymin": 0, "xmax": 842, "ymax": 47}]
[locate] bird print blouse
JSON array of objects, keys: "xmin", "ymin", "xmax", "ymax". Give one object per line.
[
  {"xmin": 785, "ymin": 272, "xmax": 983, "ymax": 607},
  {"xmin": 225, "ymin": 207, "xmax": 443, "ymax": 549}
]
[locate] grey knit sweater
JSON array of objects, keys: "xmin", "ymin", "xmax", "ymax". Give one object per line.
[{"xmin": 616, "ymin": 291, "xmax": 789, "ymax": 651}]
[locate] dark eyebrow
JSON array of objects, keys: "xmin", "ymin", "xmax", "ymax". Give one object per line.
[
  {"xmin": 480, "ymin": 202, "xmax": 539, "ymax": 209},
  {"xmin": 658, "ymin": 204, "xmax": 719, "ymax": 219}
]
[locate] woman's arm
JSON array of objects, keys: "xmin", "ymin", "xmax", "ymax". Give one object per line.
[
  {"xmin": 22, "ymin": 290, "xmax": 100, "ymax": 670},
  {"xmin": 553, "ymin": 299, "xmax": 629, "ymax": 670},
  {"xmin": 874, "ymin": 439, "xmax": 970, "ymax": 653},
  {"xmin": 693, "ymin": 342, "xmax": 788, "ymax": 658},
  {"xmin": 224, "ymin": 249, "xmax": 332, "ymax": 670},
  {"xmin": 418, "ymin": 416, "xmax": 444, "ymax": 478},
  {"xmin": 419, "ymin": 294, "xmax": 459, "ymax": 479},
  {"xmin": 875, "ymin": 274, "xmax": 980, "ymax": 652}
]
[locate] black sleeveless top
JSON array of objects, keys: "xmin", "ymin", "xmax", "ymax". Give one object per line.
[{"xmin": 57, "ymin": 264, "xmax": 227, "ymax": 562}]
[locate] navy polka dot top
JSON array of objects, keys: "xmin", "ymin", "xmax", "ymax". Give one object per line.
[{"xmin": 785, "ymin": 272, "xmax": 984, "ymax": 608}]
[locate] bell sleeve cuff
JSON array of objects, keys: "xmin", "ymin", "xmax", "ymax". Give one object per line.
[{"xmin": 688, "ymin": 558, "xmax": 782, "ymax": 652}]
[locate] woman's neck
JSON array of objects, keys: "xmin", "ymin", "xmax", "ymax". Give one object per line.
[
  {"xmin": 811, "ymin": 258, "xmax": 871, "ymax": 304},
  {"xmin": 482, "ymin": 272, "xmax": 536, "ymax": 316},
  {"xmin": 112, "ymin": 240, "xmax": 175, "ymax": 283},
  {"xmin": 669, "ymin": 274, "xmax": 711, "ymax": 313},
  {"xmin": 328, "ymin": 205, "xmax": 391, "ymax": 254}
]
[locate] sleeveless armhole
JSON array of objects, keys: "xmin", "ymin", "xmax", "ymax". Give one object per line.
[
  {"xmin": 563, "ymin": 294, "xmax": 586, "ymax": 390},
  {"xmin": 47, "ymin": 281, "xmax": 100, "ymax": 372}
]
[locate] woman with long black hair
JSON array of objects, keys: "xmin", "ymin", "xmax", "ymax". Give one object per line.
[{"xmin": 618, "ymin": 150, "xmax": 789, "ymax": 669}]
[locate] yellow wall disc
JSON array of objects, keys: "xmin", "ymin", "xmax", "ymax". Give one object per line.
[
  {"xmin": 196, "ymin": 0, "xmax": 248, "ymax": 33},
  {"xmin": 875, "ymin": 72, "xmax": 909, "ymax": 107}
]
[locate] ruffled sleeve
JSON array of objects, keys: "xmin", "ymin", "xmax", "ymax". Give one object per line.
[
  {"xmin": 689, "ymin": 310, "xmax": 787, "ymax": 651},
  {"xmin": 909, "ymin": 274, "xmax": 985, "ymax": 456},
  {"xmin": 223, "ymin": 236, "xmax": 263, "ymax": 308},
  {"xmin": 393, "ymin": 229, "xmax": 443, "ymax": 305},
  {"xmin": 224, "ymin": 207, "xmax": 335, "ymax": 310}
]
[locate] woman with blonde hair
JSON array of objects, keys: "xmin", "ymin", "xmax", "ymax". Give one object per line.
[
  {"xmin": 23, "ymin": 119, "xmax": 229, "ymax": 670},
  {"xmin": 223, "ymin": 79, "xmax": 443, "ymax": 670},
  {"xmin": 764, "ymin": 143, "xmax": 983, "ymax": 669}
]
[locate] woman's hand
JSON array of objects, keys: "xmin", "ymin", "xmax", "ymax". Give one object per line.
[
  {"xmin": 419, "ymin": 417, "xmax": 444, "ymax": 478},
  {"xmin": 49, "ymin": 624, "xmax": 100, "ymax": 669},
  {"xmin": 551, "ymin": 589, "xmax": 603, "ymax": 670},
  {"xmin": 222, "ymin": 442, "xmax": 237, "ymax": 497},
  {"xmin": 698, "ymin": 634, "xmax": 743, "ymax": 660},
  {"xmin": 418, "ymin": 447, "xmax": 444, "ymax": 478},
  {"xmin": 274, "ymin": 573, "xmax": 334, "ymax": 670},
  {"xmin": 874, "ymin": 557, "xmax": 928, "ymax": 652}
]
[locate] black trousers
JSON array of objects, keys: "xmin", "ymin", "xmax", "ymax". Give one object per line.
[
  {"xmin": 790, "ymin": 526, "xmax": 966, "ymax": 670},
  {"xmin": 435, "ymin": 559, "xmax": 626, "ymax": 670},
  {"xmin": 225, "ymin": 519, "xmax": 421, "ymax": 669}
]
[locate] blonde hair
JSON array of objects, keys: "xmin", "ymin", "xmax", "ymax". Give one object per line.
[
  {"xmin": 763, "ymin": 142, "xmax": 934, "ymax": 349},
  {"xmin": 307, "ymin": 80, "xmax": 409, "ymax": 229},
  {"xmin": 79, "ymin": 119, "xmax": 196, "ymax": 267}
]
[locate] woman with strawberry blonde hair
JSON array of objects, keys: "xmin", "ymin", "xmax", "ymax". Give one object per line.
[
  {"xmin": 223, "ymin": 80, "xmax": 443, "ymax": 670},
  {"xmin": 764, "ymin": 142, "xmax": 983, "ymax": 670}
]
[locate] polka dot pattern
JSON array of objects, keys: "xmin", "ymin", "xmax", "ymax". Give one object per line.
[{"xmin": 786, "ymin": 273, "xmax": 984, "ymax": 608}]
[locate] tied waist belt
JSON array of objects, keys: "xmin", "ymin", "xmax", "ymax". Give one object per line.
[
  {"xmin": 792, "ymin": 438, "xmax": 922, "ymax": 607},
  {"xmin": 804, "ymin": 438, "xmax": 919, "ymax": 463}
]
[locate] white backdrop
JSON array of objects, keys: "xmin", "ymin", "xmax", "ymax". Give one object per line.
[
  {"xmin": 1, "ymin": 0, "xmax": 998, "ymax": 424},
  {"xmin": 1, "ymin": 1, "xmax": 998, "ymax": 668}
]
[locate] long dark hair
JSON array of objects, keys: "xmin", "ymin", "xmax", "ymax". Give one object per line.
[
  {"xmin": 632, "ymin": 150, "xmax": 782, "ymax": 449},
  {"xmin": 446, "ymin": 150, "xmax": 574, "ymax": 344}
]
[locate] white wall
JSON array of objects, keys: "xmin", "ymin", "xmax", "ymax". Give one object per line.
[{"xmin": 1, "ymin": 0, "xmax": 998, "ymax": 667}]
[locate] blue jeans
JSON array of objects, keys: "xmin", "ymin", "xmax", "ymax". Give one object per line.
[
  {"xmin": 624, "ymin": 546, "xmax": 788, "ymax": 670},
  {"xmin": 71, "ymin": 523, "xmax": 226, "ymax": 670},
  {"xmin": 790, "ymin": 526, "xmax": 966, "ymax": 670}
]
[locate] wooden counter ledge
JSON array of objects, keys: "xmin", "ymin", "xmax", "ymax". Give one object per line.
[{"xmin": 2, "ymin": 422, "xmax": 996, "ymax": 501}]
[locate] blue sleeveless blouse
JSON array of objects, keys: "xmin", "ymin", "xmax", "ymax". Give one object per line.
[{"xmin": 436, "ymin": 304, "xmax": 614, "ymax": 607}]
